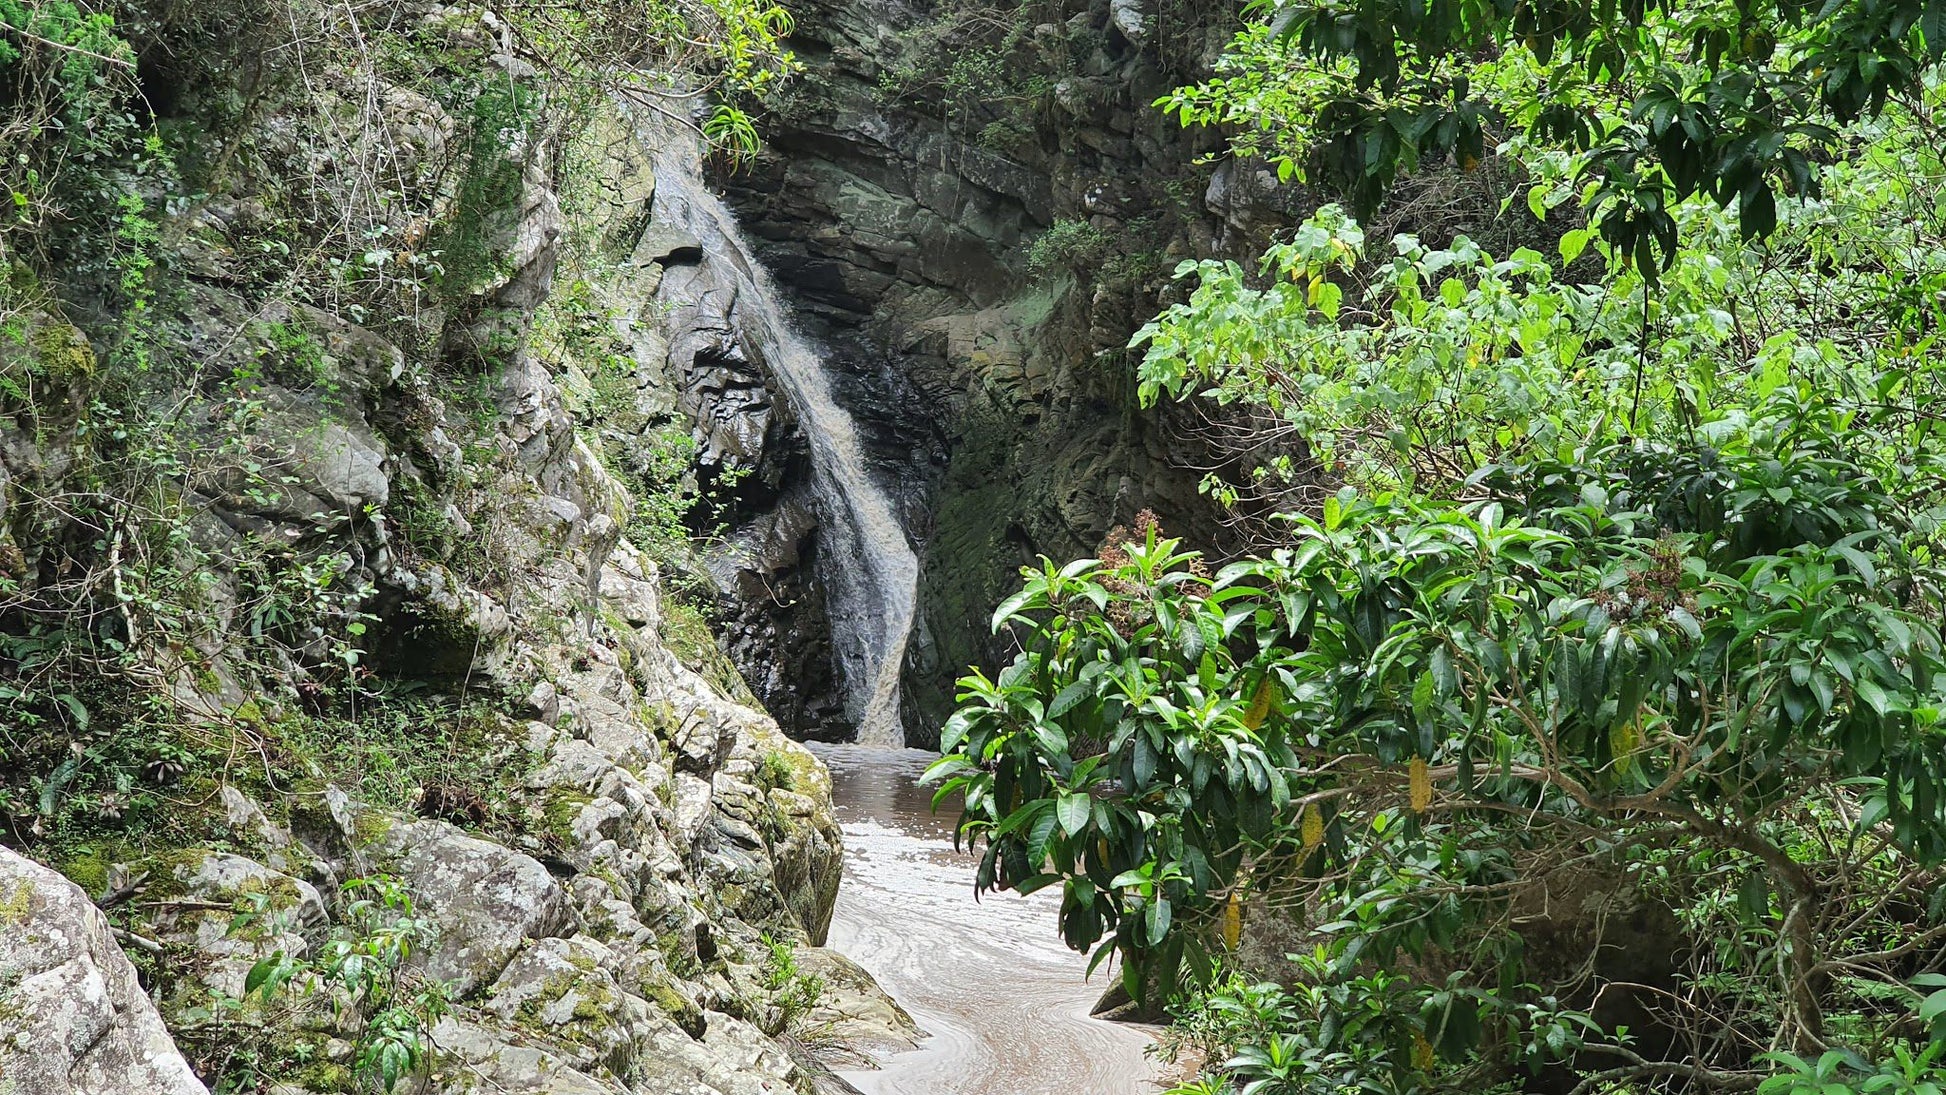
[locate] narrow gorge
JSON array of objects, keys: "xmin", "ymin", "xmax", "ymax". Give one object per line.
[
  {"xmin": 19, "ymin": 2, "xmax": 1944, "ymax": 1095},
  {"xmin": 656, "ymin": 0, "xmax": 1269, "ymax": 749}
]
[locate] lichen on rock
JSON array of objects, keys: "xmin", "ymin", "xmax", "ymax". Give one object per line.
[{"xmin": 0, "ymin": 847, "xmax": 210, "ymax": 1095}]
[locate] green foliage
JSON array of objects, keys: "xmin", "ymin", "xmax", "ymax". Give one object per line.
[
  {"xmin": 1158, "ymin": 961, "xmax": 1603, "ymax": 1095},
  {"xmin": 626, "ymin": 425, "xmax": 711, "ymax": 567},
  {"xmin": 941, "ymin": 29, "xmax": 1946, "ymax": 1095},
  {"xmin": 936, "ymin": 413, "xmax": 1946, "ymax": 1082},
  {"xmin": 757, "ymin": 749, "xmax": 799, "ymax": 793},
  {"xmin": 6, "ymin": 0, "xmax": 796, "ymax": 315},
  {"xmin": 0, "ymin": 627, "xmax": 222, "ymax": 850},
  {"xmin": 0, "ymin": 0, "xmax": 141, "ymax": 257},
  {"xmin": 1136, "ymin": 98, "xmax": 1946, "ymax": 510},
  {"xmin": 1759, "ymin": 990, "xmax": 1946, "ymax": 1095},
  {"xmin": 239, "ymin": 876, "xmax": 451, "ymax": 1094},
  {"xmin": 866, "ymin": 0, "xmax": 1065, "ymax": 151},
  {"xmin": 434, "ymin": 82, "xmax": 543, "ymax": 303},
  {"xmin": 1163, "ymin": 0, "xmax": 1946, "ymax": 274},
  {"xmin": 933, "ymin": 427, "xmax": 1946, "ymax": 958},
  {"xmin": 704, "ymin": 103, "xmax": 763, "ymax": 163},
  {"xmin": 759, "ymin": 932, "xmax": 825, "ymax": 1030},
  {"xmin": 1020, "ymin": 213, "xmax": 1171, "ymax": 292},
  {"xmin": 279, "ymin": 689, "xmax": 534, "ymax": 826},
  {"xmin": 1026, "ymin": 218, "xmax": 1113, "ymax": 280},
  {"xmin": 540, "ymin": 263, "xmax": 743, "ymax": 600},
  {"xmin": 1161, "ymin": 970, "xmax": 1421, "ymax": 1095},
  {"xmin": 937, "ymin": 445, "xmax": 1946, "ymax": 1089},
  {"xmin": 496, "ymin": 0, "xmax": 798, "ymax": 170}
]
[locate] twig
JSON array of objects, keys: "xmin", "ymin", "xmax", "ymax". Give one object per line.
[{"xmin": 113, "ymin": 927, "xmax": 165, "ymax": 955}]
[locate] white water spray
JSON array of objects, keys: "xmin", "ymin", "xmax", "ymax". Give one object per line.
[{"xmin": 645, "ymin": 120, "xmax": 918, "ymax": 748}]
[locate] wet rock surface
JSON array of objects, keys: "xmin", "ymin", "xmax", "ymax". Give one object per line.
[{"xmin": 667, "ymin": 0, "xmax": 1286, "ymax": 745}]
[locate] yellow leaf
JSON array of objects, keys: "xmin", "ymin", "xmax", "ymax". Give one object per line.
[
  {"xmin": 1301, "ymin": 803, "xmax": 1324, "ymax": 849},
  {"xmin": 1413, "ymin": 1032, "xmax": 1435, "ymax": 1070},
  {"xmin": 1243, "ymin": 678, "xmax": 1276, "ymax": 730},
  {"xmin": 1409, "ymin": 756, "xmax": 1431, "ymax": 813},
  {"xmin": 1611, "ymin": 720, "xmax": 1640, "ymax": 776},
  {"xmin": 1223, "ymin": 891, "xmax": 1242, "ymax": 950}
]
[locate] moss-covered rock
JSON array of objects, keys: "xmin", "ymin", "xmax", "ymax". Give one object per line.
[{"xmin": 0, "ymin": 18, "xmax": 871, "ymax": 1095}]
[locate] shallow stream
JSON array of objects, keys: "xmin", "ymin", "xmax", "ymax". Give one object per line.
[{"xmin": 811, "ymin": 745, "xmax": 1161, "ymax": 1095}]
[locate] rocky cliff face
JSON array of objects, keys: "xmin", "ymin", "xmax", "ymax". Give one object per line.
[
  {"xmin": 651, "ymin": 0, "xmax": 1288, "ymax": 744},
  {"xmin": 0, "ymin": 6, "xmax": 905, "ymax": 1091}
]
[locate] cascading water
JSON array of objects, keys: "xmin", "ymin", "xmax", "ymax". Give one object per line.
[{"xmin": 644, "ymin": 117, "xmax": 918, "ymax": 748}]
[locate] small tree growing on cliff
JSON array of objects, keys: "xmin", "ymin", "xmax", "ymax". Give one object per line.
[{"xmin": 236, "ymin": 877, "xmax": 450, "ymax": 1093}]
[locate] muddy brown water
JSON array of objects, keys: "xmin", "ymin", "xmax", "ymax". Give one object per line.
[{"xmin": 810, "ymin": 745, "xmax": 1161, "ymax": 1095}]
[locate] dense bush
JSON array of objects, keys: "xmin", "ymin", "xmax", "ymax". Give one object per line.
[{"xmin": 933, "ymin": 5, "xmax": 1946, "ymax": 1094}]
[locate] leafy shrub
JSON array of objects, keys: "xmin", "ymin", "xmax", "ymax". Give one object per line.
[
  {"xmin": 1025, "ymin": 218, "xmax": 1111, "ymax": 280},
  {"xmin": 210, "ymin": 876, "xmax": 451, "ymax": 1094}
]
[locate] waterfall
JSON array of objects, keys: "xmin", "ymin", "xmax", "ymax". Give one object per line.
[{"xmin": 643, "ymin": 117, "xmax": 917, "ymax": 748}]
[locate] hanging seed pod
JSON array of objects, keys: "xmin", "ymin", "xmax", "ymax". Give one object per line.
[
  {"xmin": 1409, "ymin": 756, "xmax": 1432, "ymax": 813},
  {"xmin": 1243, "ymin": 677, "xmax": 1276, "ymax": 730},
  {"xmin": 1611, "ymin": 719, "xmax": 1641, "ymax": 776},
  {"xmin": 1222, "ymin": 891, "xmax": 1242, "ymax": 950},
  {"xmin": 1300, "ymin": 802, "xmax": 1324, "ymax": 849}
]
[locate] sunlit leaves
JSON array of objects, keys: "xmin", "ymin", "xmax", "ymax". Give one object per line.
[
  {"xmin": 1172, "ymin": 0, "xmax": 1940, "ymax": 271},
  {"xmin": 1134, "ymin": 207, "xmax": 1618, "ymax": 491},
  {"xmin": 933, "ymin": 423, "xmax": 1946, "ymax": 1010}
]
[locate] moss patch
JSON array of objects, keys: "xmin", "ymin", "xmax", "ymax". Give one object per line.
[
  {"xmin": 29, "ymin": 318, "xmax": 96, "ymax": 384},
  {"xmin": 0, "ymin": 877, "xmax": 32, "ymax": 924},
  {"xmin": 541, "ymin": 789, "xmax": 593, "ymax": 843},
  {"xmin": 659, "ymin": 598, "xmax": 756, "ymax": 704}
]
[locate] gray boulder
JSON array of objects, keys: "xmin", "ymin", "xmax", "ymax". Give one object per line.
[
  {"xmin": 0, "ymin": 846, "xmax": 208, "ymax": 1095},
  {"xmin": 368, "ymin": 817, "xmax": 573, "ymax": 996}
]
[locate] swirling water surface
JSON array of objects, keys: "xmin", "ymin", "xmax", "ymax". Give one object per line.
[{"xmin": 812, "ymin": 745, "xmax": 1160, "ymax": 1095}]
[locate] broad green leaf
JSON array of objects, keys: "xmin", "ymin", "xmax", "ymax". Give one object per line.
[{"xmin": 1056, "ymin": 792, "xmax": 1091, "ymax": 837}]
